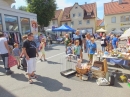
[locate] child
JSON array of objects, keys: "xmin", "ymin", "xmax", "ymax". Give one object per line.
[
  {"xmin": 73, "ymin": 40, "xmax": 82, "ymax": 60},
  {"xmin": 66, "ymin": 43, "xmax": 73, "ymax": 61},
  {"xmin": 12, "ymin": 43, "xmax": 21, "ymax": 69},
  {"xmin": 89, "ymin": 38, "xmax": 97, "ymax": 64},
  {"xmin": 39, "ymin": 38, "xmax": 47, "ymax": 61}
]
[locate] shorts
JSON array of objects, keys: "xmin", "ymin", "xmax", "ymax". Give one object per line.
[
  {"xmin": 89, "ymin": 54, "xmax": 93, "ymax": 60},
  {"xmin": 26, "ymin": 58, "xmax": 36, "ymax": 74},
  {"xmin": 14, "ymin": 56, "xmax": 20, "ymax": 62}
]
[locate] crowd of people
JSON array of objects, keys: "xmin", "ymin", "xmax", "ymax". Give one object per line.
[
  {"xmin": 64, "ymin": 30, "xmax": 121, "ymax": 64},
  {"xmin": 0, "ymin": 30, "xmax": 126, "ymax": 84}
]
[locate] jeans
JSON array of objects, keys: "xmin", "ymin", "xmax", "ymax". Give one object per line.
[
  {"xmin": 102, "ymin": 46, "xmax": 106, "ymax": 52},
  {"xmin": 1, "ymin": 53, "xmax": 10, "ymax": 71}
]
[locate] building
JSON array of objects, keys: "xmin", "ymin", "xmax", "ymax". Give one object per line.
[
  {"xmin": 104, "ymin": 0, "xmax": 130, "ymax": 33},
  {"xmin": 45, "ymin": 9, "xmax": 63, "ymax": 30},
  {"xmin": 97, "ymin": 18, "xmax": 105, "ymax": 30},
  {"xmin": 0, "ymin": 0, "xmax": 37, "ymax": 35},
  {"xmin": 60, "ymin": 2, "xmax": 97, "ymax": 35}
]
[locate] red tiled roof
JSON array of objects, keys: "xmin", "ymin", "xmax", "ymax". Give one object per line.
[
  {"xmin": 104, "ymin": 0, "xmax": 130, "ymax": 15},
  {"xmin": 61, "ymin": 3, "xmax": 97, "ymax": 22},
  {"xmin": 97, "ymin": 20, "xmax": 102, "ymax": 26},
  {"xmin": 52, "ymin": 9, "xmax": 62, "ymax": 20}
]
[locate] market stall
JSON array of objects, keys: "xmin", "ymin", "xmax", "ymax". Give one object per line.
[{"xmin": 120, "ymin": 28, "xmax": 130, "ymax": 40}]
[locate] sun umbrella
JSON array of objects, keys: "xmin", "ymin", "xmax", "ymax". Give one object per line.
[
  {"xmin": 120, "ymin": 28, "xmax": 130, "ymax": 39},
  {"xmin": 96, "ymin": 28, "xmax": 107, "ymax": 32}
]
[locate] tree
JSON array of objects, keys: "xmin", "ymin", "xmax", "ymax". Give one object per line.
[
  {"xmin": 26, "ymin": 0, "xmax": 57, "ymax": 32},
  {"xmin": 18, "ymin": 6, "xmax": 28, "ymax": 12}
]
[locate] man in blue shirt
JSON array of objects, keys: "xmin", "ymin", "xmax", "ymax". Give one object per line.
[{"xmin": 112, "ymin": 34, "xmax": 118, "ymax": 49}]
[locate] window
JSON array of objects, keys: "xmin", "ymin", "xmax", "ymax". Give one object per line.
[
  {"xmin": 87, "ymin": 12, "xmax": 91, "ymax": 15},
  {"xmin": 71, "ymin": 21, "xmax": 74, "ymax": 25},
  {"xmin": 86, "ymin": 20, "xmax": 90, "ymax": 24},
  {"xmin": 4, "ymin": 15, "xmax": 19, "ymax": 31},
  {"xmin": 73, "ymin": 14, "xmax": 75, "ymax": 17},
  {"xmin": 111, "ymin": 17, "xmax": 116, "ymax": 23},
  {"xmin": 121, "ymin": 16, "xmax": 130, "ymax": 22},
  {"xmin": 0, "ymin": 14, "xmax": 2, "ymax": 31},
  {"xmin": 65, "ymin": 22, "xmax": 68, "ymax": 25},
  {"xmin": 53, "ymin": 21, "xmax": 55, "ymax": 25},
  {"xmin": 21, "ymin": 18, "xmax": 30, "ymax": 35},
  {"xmin": 75, "ymin": 7, "xmax": 78, "ymax": 9},
  {"xmin": 78, "ymin": 13, "xmax": 81, "ymax": 17},
  {"xmin": 79, "ymin": 21, "xmax": 82, "ymax": 25}
]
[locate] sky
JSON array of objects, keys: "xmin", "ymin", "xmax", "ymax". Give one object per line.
[{"xmin": 13, "ymin": 0, "xmax": 118, "ymax": 19}]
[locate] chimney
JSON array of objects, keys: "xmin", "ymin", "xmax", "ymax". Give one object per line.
[
  {"xmin": 119, "ymin": 0, "xmax": 122, "ymax": 4},
  {"xmin": 85, "ymin": 2, "xmax": 87, "ymax": 4}
]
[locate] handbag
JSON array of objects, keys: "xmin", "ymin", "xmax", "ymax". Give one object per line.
[{"xmin": 8, "ymin": 55, "xmax": 18, "ymax": 68}]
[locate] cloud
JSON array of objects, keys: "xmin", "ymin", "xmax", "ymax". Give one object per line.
[{"xmin": 56, "ymin": 0, "xmax": 73, "ymax": 9}]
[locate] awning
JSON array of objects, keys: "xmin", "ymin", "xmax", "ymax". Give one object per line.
[{"xmin": 96, "ymin": 28, "xmax": 107, "ymax": 32}]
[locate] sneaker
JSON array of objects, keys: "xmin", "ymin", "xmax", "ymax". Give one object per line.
[
  {"xmin": 6, "ymin": 70, "xmax": 13, "ymax": 75},
  {"xmin": 44, "ymin": 59, "xmax": 47, "ymax": 61},
  {"xmin": 40, "ymin": 59, "xmax": 43, "ymax": 62}
]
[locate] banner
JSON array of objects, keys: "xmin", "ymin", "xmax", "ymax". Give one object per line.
[{"xmin": 31, "ymin": 19, "xmax": 38, "ymax": 35}]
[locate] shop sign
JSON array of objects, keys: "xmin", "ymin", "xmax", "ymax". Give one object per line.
[{"xmin": 121, "ymin": 23, "xmax": 130, "ymax": 26}]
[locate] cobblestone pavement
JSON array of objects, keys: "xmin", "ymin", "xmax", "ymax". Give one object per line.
[{"xmin": 0, "ymin": 42, "xmax": 130, "ymax": 97}]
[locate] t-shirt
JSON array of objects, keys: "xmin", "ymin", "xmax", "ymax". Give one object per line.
[
  {"xmin": 73, "ymin": 45, "xmax": 81, "ymax": 55},
  {"xmin": 13, "ymin": 48, "xmax": 20, "ymax": 56},
  {"xmin": 73, "ymin": 34, "xmax": 83, "ymax": 46},
  {"xmin": 0, "ymin": 37, "xmax": 8, "ymax": 54},
  {"xmin": 101, "ymin": 38, "xmax": 107, "ymax": 47},
  {"xmin": 89, "ymin": 42, "xmax": 97, "ymax": 54},
  {"xmin": 112, "ymin": 37, "xmax": 118, "ymax": 45},
  {"xmin": 23, "ymin": 40, "xmax": 37, "ymax": 58}
]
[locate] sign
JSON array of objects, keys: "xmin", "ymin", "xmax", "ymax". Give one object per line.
[
  {"xmin": 121, "ymin": 23, "xmax": 130, "ymax": 26},
  {"xmin": 31, "ymin": 19, "xmax": 38, "ymax": 35}
]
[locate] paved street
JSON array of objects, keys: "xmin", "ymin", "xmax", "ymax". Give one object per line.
[{"xmin": 0, "ymin": 41, "xmax": 130, "ymax": 97}]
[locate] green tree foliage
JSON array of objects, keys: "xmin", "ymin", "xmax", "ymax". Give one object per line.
[
  {"xmin": 26, "ymin": 0, "xmax": 57, "ymax": 29},
  {"xmin": 18, "ymin": 6, "xmax": 28, "ymax": 12}
]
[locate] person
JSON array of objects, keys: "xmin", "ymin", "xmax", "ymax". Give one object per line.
[
  {"xmin": 31, "ymin": 21, "xmax": 38, "ymax": 35},
  {"xmin": 73, "ymin": 40, "xmax": 82, "ymax": 60},
  {"xmin": 101, "ymin": 33, "xmax": 108, "ymax": 52},
  {"xmin": 64, "ymin": 34, "xmax": 71, "ymax": 53},
  {"xmin": 39, "ymin": 38, "xmax": 47, "ymax": 61},
  {"xmin": 39, "ymin": 34, "xmax": 43, "ymax": 43},
  {"xmin": 88, "ymin": 38, "xmax": 97, "ymax": 64},
  {"xmin": 73, "ymin": 30, "xmax": 84, "ymax": 60},
  {"xmin": 84, "ymin": 33, "xmax": 91, "ymax": 59},
  {"xmin": 112, "ymin": 34, "xmax": 118, "ymax": 49},
  {"xmin": 20, "ymin": 35, "xmax": 28, "ymax": 69},
  {"xmin": 0, "ymin": 32, "xmax": 13, "ymax": 75},
  {"xmin": 22, "ymin": 33, "xmax": 39, "ymax": 84},
  {"xmin": 127, "ymin": 37, "xmax": 130, "ymax": 46},
  {"xmin": 12, "ymin": 43, "xmax": 21, "ymax": 69},
  {"xmin": 66, "ymin": 43, "xmax": 73, "ymax": 61}
]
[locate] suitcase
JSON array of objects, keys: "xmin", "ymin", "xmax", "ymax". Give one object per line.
[{"xmin": 21, "ymin": 57, "xmax": 27, "ymax": 69}]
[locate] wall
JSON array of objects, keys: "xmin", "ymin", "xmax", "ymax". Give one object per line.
[
  {"xmin": 0, "ymin": 0, "xmax": 15, "ymax": 7},
  {"xmin": 58, "ymin": 10, "xmax": 63, "ymax": 26},
  {"xmin": 104, "ymin": 13, "xmax": 130, "ymax": 33}
]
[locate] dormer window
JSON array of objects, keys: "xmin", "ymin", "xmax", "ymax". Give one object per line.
[
  {"xmin": 87, "ymin": 12, "xmax": 91, "ymax": 15},
  {"xmin": 66, "ymin": 15, "xmax": 69, "ymax": 18},
  {"xmin": 75, "ymin": 7, "xmax": 78, "ymax": 9}
]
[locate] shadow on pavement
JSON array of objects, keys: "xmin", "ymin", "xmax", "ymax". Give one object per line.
[
  {"xmin": 0, "ymin": 61, "xmax": 3, "ymax": 65},
  {"xmin": 33, "ymin": 75, "xmax": 71, "ymax": 92},
  {"xmin": 45, "ymin": 48, "xmax": 60, "ymax": 51},
  {"xmin": 0, "ymin": 86, "xmax": 16, "ymax": 97},
  {"xmin": 11, "ymin": 73, "xmax": 28, "ymax": 82},
  {"xmin": 47, "ymin": 61, "xmax": 61, "ymax": 65}
]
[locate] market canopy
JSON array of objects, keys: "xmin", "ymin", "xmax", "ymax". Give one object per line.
[
  {"xmin": 52, "ymin": 25, "xmax": 76, "ymax": 32},
  {"xmin": 96, "ymin": 28, "xmax": 107, "ymax": 32},
  {"xmin": 111, "ymin": 29, "xmax": 123, "ymax": 33},
  {"xmin": 120, "ymin": 28, "xmax": 130, "ymax": 39}
]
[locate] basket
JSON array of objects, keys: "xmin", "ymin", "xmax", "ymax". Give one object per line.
[{"xmin": 75, "ymin": 65, "xmax": 88, "ymax": 75}]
